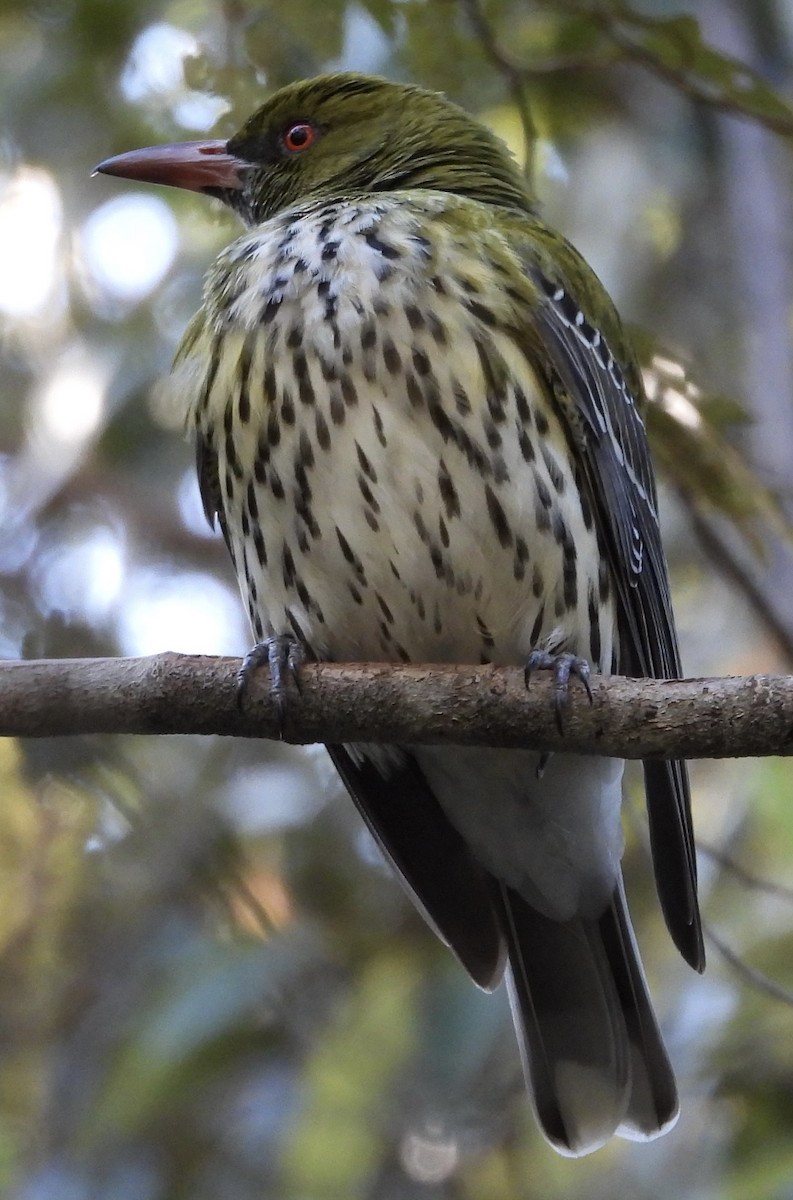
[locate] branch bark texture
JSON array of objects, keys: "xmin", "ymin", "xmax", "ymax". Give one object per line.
[{"xmin": 0, "ymin": 654, "xmax": 791, "ymax": 759}]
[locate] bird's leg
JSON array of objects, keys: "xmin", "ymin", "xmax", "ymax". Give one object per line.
[
  {"xmin": 237, "ymin": 635, "xmax": 306, "ymax": 735},
  {"xmin": 524, "ymin": 649, "xmax": 593, "ymax": 736}
]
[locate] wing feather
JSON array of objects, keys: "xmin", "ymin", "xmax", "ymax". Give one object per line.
[{"xmin": 517, "ymin": 251, "xmax": 703, "ymax": 971}]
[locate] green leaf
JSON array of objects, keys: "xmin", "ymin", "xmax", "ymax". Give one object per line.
[
  {"xmin": 614, "ymin": 11, "xmax": 793, "ymax": 133},
  {"xmin": 534, "ymin": 1, "xmax": 793, "ymax": 134}
]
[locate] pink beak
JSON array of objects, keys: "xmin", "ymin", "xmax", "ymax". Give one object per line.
[{"xmin": 94, "ymin": 139, "xmax": 246, "ymax": 193}]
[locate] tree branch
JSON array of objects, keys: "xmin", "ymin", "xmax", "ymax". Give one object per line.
[{"xmin": 0, "ymin": 655, "xmax": 791, "ymax": 758}]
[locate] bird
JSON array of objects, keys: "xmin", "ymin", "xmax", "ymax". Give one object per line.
[{"xmin": 96, "ymin": 72, "xmax": 704, "ymax": 1156}]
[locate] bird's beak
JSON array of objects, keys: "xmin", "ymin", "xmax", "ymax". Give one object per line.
[{"xmin": 93, "ymin": 140, "xmax": 246, "ymax": 193}]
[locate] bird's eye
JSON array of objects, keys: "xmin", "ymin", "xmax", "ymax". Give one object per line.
[{"xmin": 282, "ymin": 122, "xmax": 318, "ymax": 153}]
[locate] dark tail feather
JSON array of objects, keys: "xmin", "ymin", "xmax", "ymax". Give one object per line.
[
  {"xmin": 600, "ymin": 879, "xmax": 680, "ymax": 1142},
  {"xmin": 496, "ymin": 880, "xmax": 678, "ymax": 1156}
]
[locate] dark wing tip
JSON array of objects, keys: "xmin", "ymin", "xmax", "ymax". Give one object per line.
[{"xmin": 644, "ymin": 760, "xmax": 705, "ymax": 972}]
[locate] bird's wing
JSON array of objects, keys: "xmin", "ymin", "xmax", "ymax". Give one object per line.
[
  {"xmin": 515, "ymin": 238, "xmax": 703, "ymax": 971},
  {"xmin": 327, "ymin": 744, "xmax": 506, "ymax": 989}
]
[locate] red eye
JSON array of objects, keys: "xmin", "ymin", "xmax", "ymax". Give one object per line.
[{"xmin": 283, "ymin": 122, "xmax": 318, "ymax": 153}]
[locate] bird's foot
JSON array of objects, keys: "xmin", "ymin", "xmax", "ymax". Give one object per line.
[
  {"xmin": 237, "ymin": 635, "xmax": 305, "ymax": 735},
  {"xmin": 524, "ymin": 649, "xmax": 593, "ymax": 735}
]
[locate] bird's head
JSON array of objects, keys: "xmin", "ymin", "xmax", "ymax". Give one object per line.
[{"xmin": 95, "ymin": 72, "xmax": 532, "ymax": 225}]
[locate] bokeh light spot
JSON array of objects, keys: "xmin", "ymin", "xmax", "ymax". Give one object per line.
[
  {"xmin": 81, "ymin": 195, "xmax": 178, "ymax": 302},
  {"xmin": 118, "ymin": 569, "xmax": 247, "ymax": 656},
  {"xmin": 34, "ymin": 527, "xmax": 125, "ymax": 622},
  {"xmin": 120, "ymin": 22, "xmax": 229, "ymax": 131},
  {"xmin": 121, "ymin": 22, "xmax": 198, "ymax": 101},
  {"xmin": 36, "ymin": 353, "xmax": 106, "ymax": 446},
  {"xmin": 0, "ymin": 166, "xmax": 61, "ymax": 317},
  {"xmin": 400, "ymin": 1123, "xmax": 459, "ymax": 1184}
]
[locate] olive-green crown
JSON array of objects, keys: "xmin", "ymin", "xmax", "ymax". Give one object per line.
[{"xmin": 225, "ymin": 73, "xmax": 534, "ymax": 224}]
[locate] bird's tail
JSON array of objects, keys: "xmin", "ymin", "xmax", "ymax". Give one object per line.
[{"xmin": 496, "ymin": 878, "xmax": 678, "ymax": 1156}]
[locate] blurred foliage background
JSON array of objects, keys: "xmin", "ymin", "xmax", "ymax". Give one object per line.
[{"xmin": 2, "ymin": 0, "xmax": 793, "ymax": 1196}]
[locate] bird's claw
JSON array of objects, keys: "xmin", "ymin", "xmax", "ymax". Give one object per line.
[
  {"xmin": 237, "ymin": 634, "xmax": 305, "ymax": 735},
  {"xmin": 524, "ymin": 649, "xmax": 593, "ymax": 735}
]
